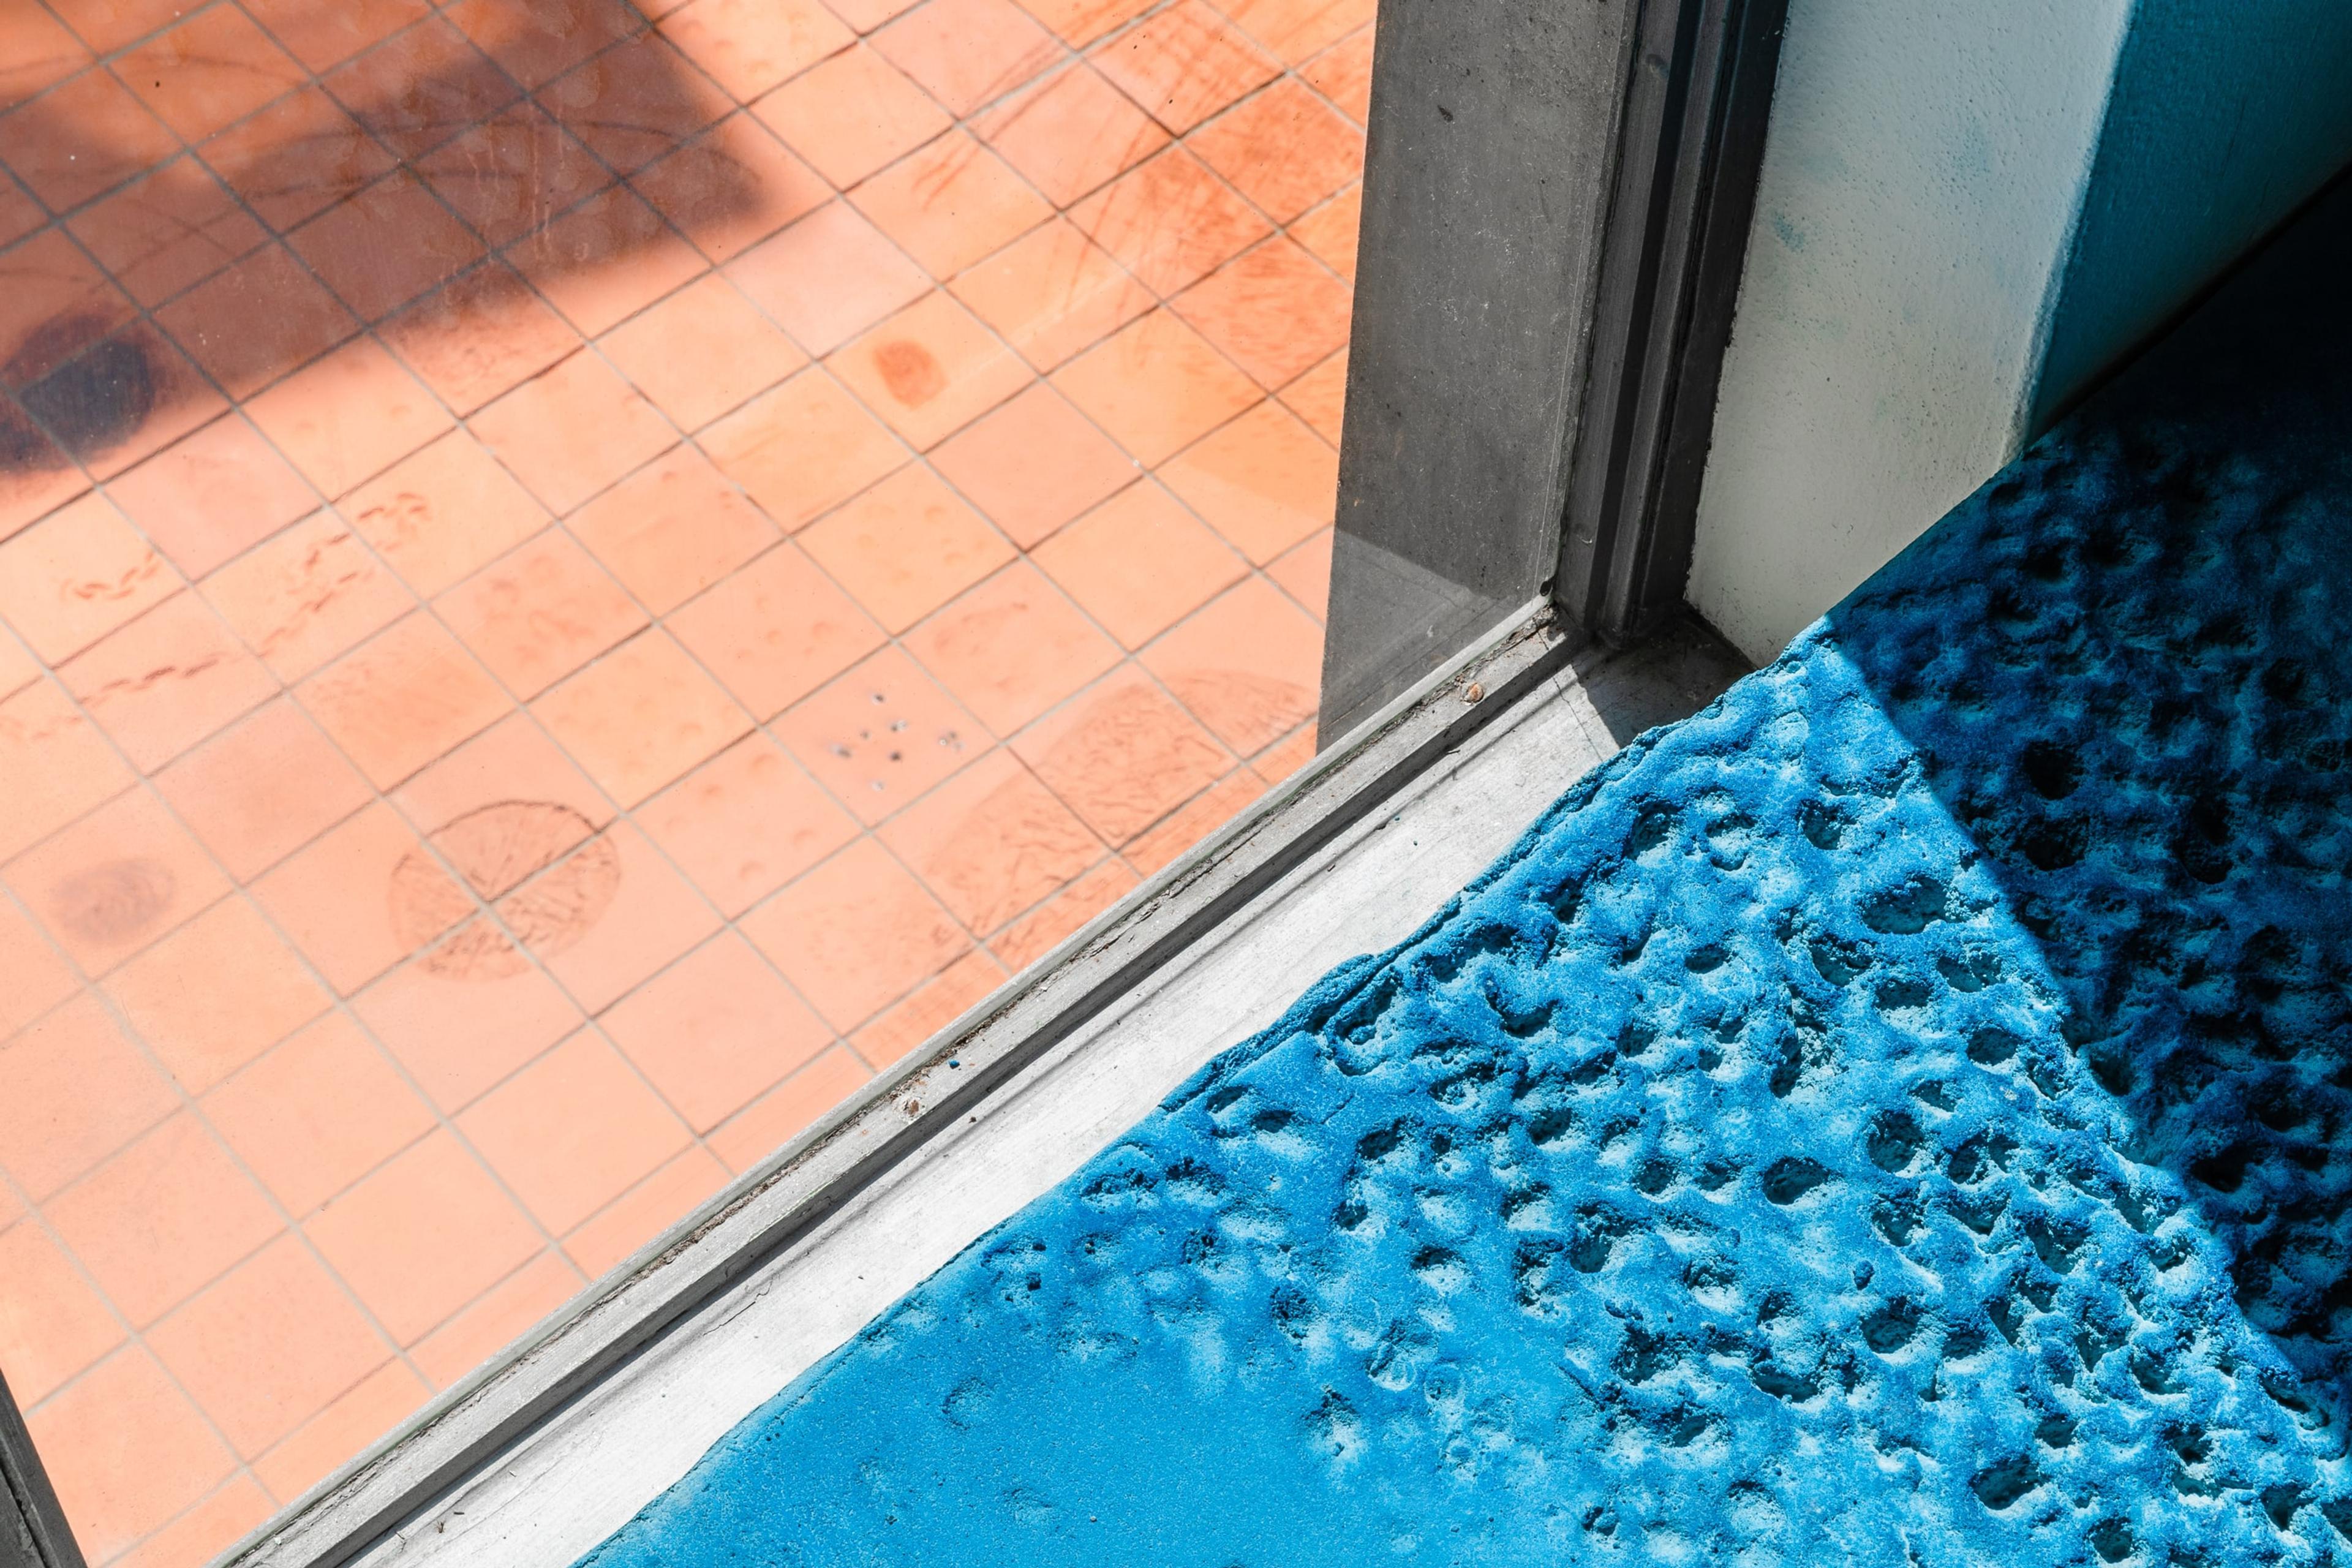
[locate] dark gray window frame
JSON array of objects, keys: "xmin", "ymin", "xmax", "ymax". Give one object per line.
[{"xmin": 2, "ymin": 1369, "xmax": 84, "ymax": 1568}]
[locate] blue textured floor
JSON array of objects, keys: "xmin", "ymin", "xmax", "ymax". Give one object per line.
[{"xmin": 578, "ymin": 186, "xmax": 2352, "ymax": 1566}]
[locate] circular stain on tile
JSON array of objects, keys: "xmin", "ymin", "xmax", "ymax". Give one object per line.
[
  {"xmin": 50, "ymin": 859, "xmax": 175, "ymax": 945},
  {"xmin": 388, "ymin": 801, "xmax": 620, "ymax": 981},
  {"xmin": 873, "ymin": 339, "xmax": 944, "ymax": 405}
]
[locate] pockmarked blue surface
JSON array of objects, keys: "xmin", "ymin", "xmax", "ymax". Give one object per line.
[{"xmin": 581, "ymin": 193, "xmax": 2352, "ymax": 1565}]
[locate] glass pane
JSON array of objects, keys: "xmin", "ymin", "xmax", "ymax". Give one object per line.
[{"xmin": 0, "ymin": 0, "xmax": 1366, "ymax": 1559}]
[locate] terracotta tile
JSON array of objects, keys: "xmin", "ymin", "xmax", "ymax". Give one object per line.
[
  {"xmin": 698, "ymin": 365, "xmax": 906, "ymax": 526},
  {"xmin": 505, "ymin": 185, "xmax": 710, "ymax": 339},
  {"xmin": 524, "ymin": 821, "xmax": 719, "ymax": 1014},
  {"xmin": 23, "ymin": 1346, "xmax": 234, "ymax": 1562},
  {"xmin": 250, "ymin": 1358, "xmax": 428, "ymax": 1503},
  {"xmin": 1011, "ymin": 665, "xmax": 1230, "ymax": 842},
  {"xmin": 902, "ymin": 561, "xmax": 1117, "ymax": 736},
  {"xmin": 826, "ymin": 290, "xmax": 1031, "ymax": 451},
  {"xmin": 1140, "ymin": 573, "xmax": 1319, "ymax": 753},
  {"xmin": 1191, "ymin": 78, "xmax": 1362, "ymax": 225},
  {"xmin": 0, "ymin": 680, "xmax": 136, "ymax": 864},
  {"xmin": 725, "ymin": 202, "xmax": 929, "ymax": 355},
  {"xmin": 114, "ymin": 7, "xmax": 305, "ymax": 142},
  {"xmin": 1158, "ymin": 396, "xmax": 1336, "ymax": 562},
  {"xmin": 1090, "ymin": 0, "xmax": 1279, "ymax": 132},
  {"xmin": 824, "ymin": 0, "xmax": 929, "ymax": 27},
  {"xmin": 0, "ymin": 628, "xmax": 33, "ymax": 700},
  {"xmin": 706, "ymin": 1043, "xmax": 867, "ymax": 1170},
  {"xmin": 539, "ymin": 34, "xmax": 731, "ymax": 174},
  {"xmin": 568, "ymin": 445, "xmax": 778, "ymax": 613},
  {"xmin": 443, "ymin": 0, "xmax": 646, "ymax": 89},
  {"xmin": 0, "ymin": 995, "xmax": 174, "ymax": 1199},
  {"xmin": 1011, "ymin": 0, "xmax": 1156, "ymax": 48},
  {"xmin": 0, "ymin": 227, "xmax": 135, "ymax": 390},
  {"xmin": 798, "ymin": 463, "xmax": 1013, "ymax": 632},
  {"xmin": 437, "ymin": 529, "xmax": 647, "ymax": 698},
  {"xmin": 66, "ymin": 158, "xmax": 266, "ymax": 310},
  {"xmin": 0, "ymin": 898, "xmax": 78, "ymax": 1040},
  {"xmin": 322, "ymin": 16, "xmax": 519, "ymax": 162},
  {"xmin": 48, "ymin": 1114, "xmax": 282, "ymax": 1327},
  {"xmin": 562, "ymin": 1145, "xmax": 728, "ymax": 1275},
  {"xmin": 636, "ymin": 732, "xmax": 858, "ymax": 916},
  {"xmin": 44, "ymin": 0, "xmax": 190, "ymax": 53},
  {"xmin": 631, "ymin": 111, "xmax": 831, "ymax": 265},
  {"xmin": 1067, "ymin": 146, "xmax": 1270, "ymax": 296},
  {"xmin": 750, "ymin": 44, "xmax": 948, "ymax": 190},
  {"xmin": 0, "ymin": 490, "xmax": 173, "ymax": 662},
  {"xmin": 199, "ymin": 86, "xmax": 401, "ymax": 230},
  {"xmin": 393, "ymin": 709, "xmax": 615, "ymax": 842},
  {"xmin": 1031, "ymin": 478, "xmax": 1245, "ymax": 646},
  {"xmin": 342, "ymin": 428, "xmax": 552, "ymax": 598},
  {"xmin": 412, "ymin": 103, "xmax": 609, "ymax": 248},
  {"xmin": 0, "ymin": 1219, "xmax": 120, "ymax": 1409},
  {"xmin": 879, "ymin": 748, "xmax": 1099, "ymax": 932},
  {"xmin": 148, "ymin": 1232, "xmax": 393, "ymax": 1458},
  {"xmin": 113, "ymin": 1476, "xmax": 276, "ymax": 1568},
  {"xmin": 199, "ymin": 511, "xmax": 413, "ymax": 681},
  {"xmin": 355, "ymin": 938, "xmax": 587, "ymax": 1110},
  {"xmin": 1172, "ymin": 234, "xmax": 1352, "ymax": 388},
  {"xmin": 1302, "ymin": 24, "xmax": 1373, "ymax": 123},
  {"xmin": 658, "ymin": 0, "xmax": 855, "ymax": 103},
  {"xmin": 1251, "ymin": 721, "xmax": 1314, "ymax": 782},
  {"xmin": 290, "ymin": 173, "xmax": 488, "ymax": 323},
  {"xmin": 204, "ymin": 1012, "xmax": 436, "ymax": 1216},
  {"xmin": 988, "ymin": 852, "xmax": 1135, "ymax": 968},
  {"xmin": 1123, "ymin": 764, "xmax": 1263, "ymax": 872},
  {"xmin": 978, "ymin": 62, "xmax": 1167, "ymax": 209},
  {"xmin": 771, "ymin": 646, "xmax": 982, "ymax": 826},
  {"xmin": 1280, "ymin": 343, "xmax": 1346, "ymax": 442},
  {"xmin": 0, "ymin": 418, "xmax": 89, "ymax": 544},
  {"xmin": 0, "ymin": 6, "xmax": 91, "ymax": 111},
  {"xmin": 456, "ymin": 1030, "xmax": 690, "ymax": 1234},
  {"xmin": 6, "ymin": 786, "xmax": 228, "ymax": 976},
  {"xmin": 297, "ymin": 611, "xmax": 511, "ymax": 788},
  {"xmin": 59, "ymin": 592, "xmax": 277, "ymax": 771},
  {"xmin": 665, "ymin": 541, "xmax": 883, "ymax": 717},
  {"xmin": 21, "ymin": 320, "xmax": 227, "ymax": 481},
  {"xmin": 1289, "ymin": 180, "xmax": 1360, "ymax": 279},
  {"xmin": 872, "ymin": 0, "xmax": 1057, "ymax": 116},
  {"xmin": 1050, "ymin": 307, "xmax": 1259, "ymax": 464},
  {"xmin": 741, "ymin": 837, "xmax": 966, "ymax": 1028},
  {"xmin": 105, "ymin": 895, "xmax": 332, "ymax": 1093},
  {"xmin": 241, "ymin": 0, "xmax": 431, "ymax": 74},
  {"xmin": 601, "ymin": 930, "xmax": 829, "ymax": 1131},
  {"xmin": 929, "ymin": 381, "xmax": 1136, "ymax": 546},
  {"xmin": 852, "ymin": 946, "xmax": 1004, "ymax": 1066},
  {"xmin": 949, "ymin": 217, "xmax": 1154, "ymax": 374},
  {"xmin": 850, "ymin": 130, "xmax": 1052, "ymax": 279},
  {"xmin": 407, "ymin": 1248, "xmax": 581, "ymax": 1386},
  {"xmin": 249, "ymin": 803, "xmax": 453, "ymax": 994},
  {"xmin": 154, "ymin": 243, "xmax": 362, "ymax": 400},
  {"xmin": 0, "ymin": 186, "xmax": 40, "ymax": 254},
  {"xmin": 532, "ymin": 628, "xmax": 752, "ymax": 804},
  {"xmin": 304, "ymin": 1129, "xmax": 545, "ymax": 1344},
  {"xmin": 1217, "ymin": 0, "xmax": 1374, "ymax": 65},
  {"xmin": 1265, "ymin": 524, "xmax": 1331, "ymax": 620},
  {"xmin": 0, "ymin": 69, "xmax": 179, "ymax": 213},
  {"xmin": 472, "ymin": 350, "xmax": 678, "ymax": 515},
  {"xmin": 600, "ymin": 274, "xmax": 807, "ymax": 432},
  {"xmin": 382, "ymin": 261, "xmax": 584, "ymax": 413},
  {"xmin": 246, "ymin": 337, "xmax": 457, "ymax": 500},
  {"xmin": 107, "ymin": 416, "xmax": 316, "ymax": 579}
]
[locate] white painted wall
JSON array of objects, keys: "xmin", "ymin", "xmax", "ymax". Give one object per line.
[{"xmin": 1686, "ymin": 0, "xmax": 2134, "ymax": 665}]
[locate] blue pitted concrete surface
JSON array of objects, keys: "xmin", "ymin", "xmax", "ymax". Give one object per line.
[{"xmin": 578, "ymin": 188, "xmax": 2352, "ymax": 1566}]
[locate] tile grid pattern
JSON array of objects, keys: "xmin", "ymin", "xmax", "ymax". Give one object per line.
[{"xmin": 0, "ymin": 0, "xmax": 1369, "ymax": 1559}]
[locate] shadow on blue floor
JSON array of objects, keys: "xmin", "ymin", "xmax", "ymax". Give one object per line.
[{"xmin": 576, "ymin": 183, "xmax": 2352, "ymax": 1567}]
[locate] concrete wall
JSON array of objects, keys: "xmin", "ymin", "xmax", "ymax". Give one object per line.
[{"xmin": 1687, "ymin": 0, "xmax": 2352, "ymax": 666}]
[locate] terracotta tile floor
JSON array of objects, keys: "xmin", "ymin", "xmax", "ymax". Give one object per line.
[{"xmin": 0, "ymin": 0, "xmax": 1366, "ymax": 1559}]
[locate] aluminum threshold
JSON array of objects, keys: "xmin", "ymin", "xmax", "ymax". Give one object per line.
[{"xmin": 216, "ymin": 601, "xmax": 1747, "ymax": 1568}]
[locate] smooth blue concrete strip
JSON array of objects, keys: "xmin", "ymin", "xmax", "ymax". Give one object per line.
[{"xmin": 577, "ymin": 186, "xmax": 2352, "ymax": 1567}]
